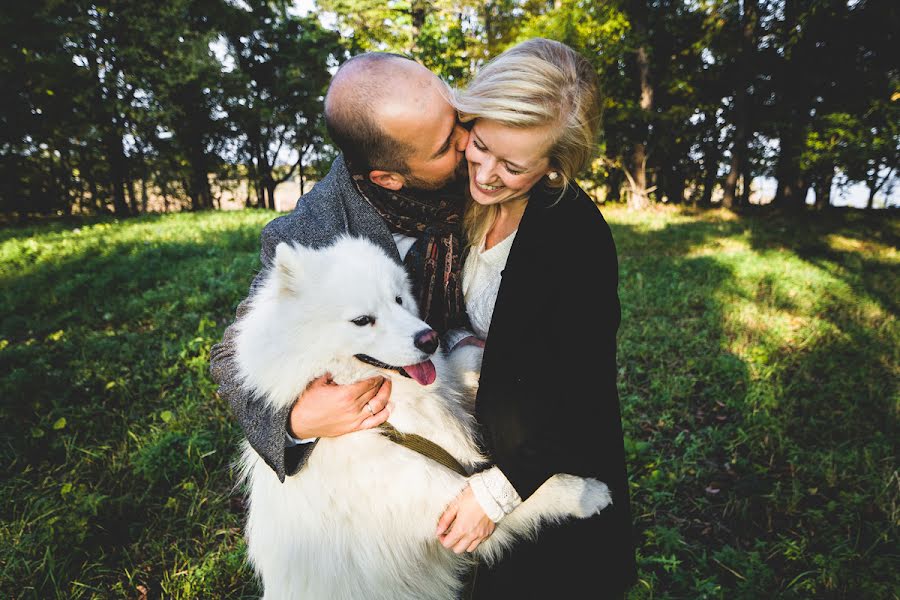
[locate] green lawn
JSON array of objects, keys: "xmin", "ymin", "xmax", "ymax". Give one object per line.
[{"xmin": 1, "ymin": 207, "xmax": 897, "ymax": 599}]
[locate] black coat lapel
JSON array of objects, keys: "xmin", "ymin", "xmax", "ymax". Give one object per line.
[{"xmin": 479, "ymin": 192, "xmax": 556, "ymax": 377}]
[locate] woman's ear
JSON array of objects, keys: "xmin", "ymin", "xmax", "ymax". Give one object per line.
[{"xmin": 368, "ymin": 170, "xmax": 406, "ymax": 191}]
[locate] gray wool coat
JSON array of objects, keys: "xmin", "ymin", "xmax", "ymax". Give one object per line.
[{"xmin": 208, "ymin": 155, "xmax": 402, "ymax": 481}]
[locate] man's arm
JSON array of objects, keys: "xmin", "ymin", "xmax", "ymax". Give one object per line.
[{"xmin": 210, "ymin": 305, "xmax": 303, "ymax": 480}]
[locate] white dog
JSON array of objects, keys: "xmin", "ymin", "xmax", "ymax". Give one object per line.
[{"xmin": 233, "ymin": 236, "xmax": 611, "ymax": 600}]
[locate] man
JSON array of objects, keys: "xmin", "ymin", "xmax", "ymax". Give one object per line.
[{"xmin": 209, "ymin": 52, "xmax": 470, "ymax": 482}]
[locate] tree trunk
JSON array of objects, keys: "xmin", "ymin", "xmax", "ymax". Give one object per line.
[
  {"xmin": 126, "ymin": 179, "xmax": 139, "ymax": 214},
  {"xmin": 298, "ymin": 162, "xmax": 305, "ymax": 196},
  {"xmin": 741, "ymin": 167, "xmax": 752, "ymax": 205},
  {"xmin": 814, "ymin": 170, "xmax": 833, "ymax": 210},
  {"xmin": 723, "ymin": 0, "xmax": 756, "ymax": 209},
  {"xmin": 188, "ymin": 137, "xmax": 212, "ymax": 211},
  {"xmin": 700, "ymin": 144, "xmax": 718, "ymax": 207},
  {"xmin": 865, "ymin": 166, "xmax": 893, "ymax": 209},
  {"xmin": 629, "ymin": 46, "xmax": 653, "ymax": 210},
  {"xmin": 773, "ymin": 129, "xmax": 807, "ymax": 211},
  {"xmin": 265, "ymin": 179, "xmax": 277, "ymax": 211},
  {"xmin": 627, "ymin": 0, "xmax": 653, "ymax": 210},
  {"xmin": 664, "ymin": 168, "xmax": 685, "ymax": 204},
  {"xmin": 105, "ymin": 130, "xmax": 130, "ymax": 216},
  {"xmin": 87, "ymin": 172, "xmax": 100, "ymax": 213},
  {"xmin": 141, "ymin": 177, "xmax": 148, "ymax": 213},
  {"xmin": 410, "ymin": 0, "xmax": 428, "ymax": 52},
  {"xmin": 607, "ymin": 169, "xmax": 623, "ymax": 203},
  {"xmin": 722, "ymin": 147, "xmax": 741, "ymax": 209}
]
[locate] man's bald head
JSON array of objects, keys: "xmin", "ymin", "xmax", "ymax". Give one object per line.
[
  {"xmin": 325, "ymin": 53, "xmax": 468, "ymax": 190},
  {"xmin": 325, "ymin": 53, "xmax": 415, "ymax": 174},
  {"xmin": 324, "ymin": 53, "xmax": 460, "ymax": 185}
]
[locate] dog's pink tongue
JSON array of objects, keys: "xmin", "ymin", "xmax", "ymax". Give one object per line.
[{"xmin": 403, "ymin": 360, "xmax": 436, "ymax": 386}]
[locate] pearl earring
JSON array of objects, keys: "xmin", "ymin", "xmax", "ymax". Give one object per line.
[{"xmin": 547, "ymin": 171, "xmax": 560, "ymax": 181}]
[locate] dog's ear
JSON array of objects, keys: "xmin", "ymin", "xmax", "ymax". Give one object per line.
[{"xmin": 273, "ymin": 242, "xmax": 304, "ymax": 295}]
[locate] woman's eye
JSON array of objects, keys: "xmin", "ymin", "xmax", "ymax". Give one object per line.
[
  {"xmin": 351, "ymin": 316, "xmax": 375, "ymax": 326},
  {"xmin": 395, "ymin": 296, "xmax": 403, "ymax": 305},
  {"xmin": 505, "ymin": 165, "xmax": 523, "ymax": 175},
  {"xmin": 473, "ymin": 140, "xmax": 485, "ymax": 151}
]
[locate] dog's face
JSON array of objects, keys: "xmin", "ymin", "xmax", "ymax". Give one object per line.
[{"xmin": 268, "ymin": 237, "xmax": 439, "ymax": 386}]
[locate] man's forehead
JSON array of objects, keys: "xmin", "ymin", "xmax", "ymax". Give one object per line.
[{"xmin": 377, "ymin": 81, "xmax": 454, "ymax": 149}]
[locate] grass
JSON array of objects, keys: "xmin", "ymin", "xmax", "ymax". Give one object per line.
[{"xmin": 1, "ymin": 206, "xmax": 897, "ymax": 599}]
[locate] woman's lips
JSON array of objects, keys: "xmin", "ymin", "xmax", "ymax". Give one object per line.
[{"xmin": 474, "ymin": 181, "xmax": 503, "ymax": 195}]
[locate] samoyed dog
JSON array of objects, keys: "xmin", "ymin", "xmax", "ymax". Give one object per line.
[{"xmin": 233, "ymin": 236, "xmax": 612, "ymax": 600}]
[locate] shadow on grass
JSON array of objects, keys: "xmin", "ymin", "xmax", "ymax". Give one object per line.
[
  {"xmin": 0, "ymin": 213, "xmax": 274, "ymax": 599},
  {"xmin": 608, "ymin": 211, "xmax": 897, "ymax": 598},
  {"xmin": 0, "ymin": 208, "xmax": 895, "ymax": 598}
]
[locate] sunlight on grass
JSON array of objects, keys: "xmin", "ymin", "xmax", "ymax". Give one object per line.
[
  {"xmin": 825, "ymin": 233, "xmax": 899, "ymax": 261},
  {"xmin": 2, "ymin": 207, "xmax": 897, "ymax": 598},
  {"xmin": 603, "ymin": 203, "xmax": 898, "ymax": 599}
]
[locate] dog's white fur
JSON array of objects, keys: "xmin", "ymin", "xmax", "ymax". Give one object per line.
[{"xmin": 234, "ymin": 236, "xmax": 611, "ymax": 599}]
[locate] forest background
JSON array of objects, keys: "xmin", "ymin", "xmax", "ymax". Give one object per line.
[
  {"xmin": 1, "ymin": 1, "xmax": 897, "ymax": 599},
  {"xmin": 2, "ymin": 0, "xmax": 898, "ymax": 215}
]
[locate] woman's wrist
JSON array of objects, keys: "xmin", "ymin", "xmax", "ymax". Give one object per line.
[
  {"xmin": 469, "ymin": 475, "xmax": 506, "ymax": 523},
  {"xmin": 469, "ymin": 467, "xmax": 522, "ymax": 523}
]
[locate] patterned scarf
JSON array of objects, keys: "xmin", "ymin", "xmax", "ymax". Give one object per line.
[{"xmin": 352, "ymin": 175, "xmax": 471, "ymax": 335}]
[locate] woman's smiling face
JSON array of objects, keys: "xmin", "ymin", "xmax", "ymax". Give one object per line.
[{"xmin": 464, "ymin": 119, "xmax": 554, "ymax": 207}]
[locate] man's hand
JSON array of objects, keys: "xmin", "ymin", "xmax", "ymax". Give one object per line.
[
  {"xmin": 435, "ymin": 484, "xmax": 495, "ymax": 554},
  {"xmin": 288, "ymin": 374, "xmax": 392, "ymax": 439}
]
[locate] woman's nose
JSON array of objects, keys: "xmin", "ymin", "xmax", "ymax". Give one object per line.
[{"xmin": 475, "ymin": 158, "xmax": 497, "ymax": 182}]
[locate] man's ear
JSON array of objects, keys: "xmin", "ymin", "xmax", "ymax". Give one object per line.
[{"xmin": 368, "ymin": 170, "xmax": 406, "ymax": 191}]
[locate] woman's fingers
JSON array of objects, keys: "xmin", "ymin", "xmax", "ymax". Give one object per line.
[
  {"xmin": 453, "ymin": 535, "xmax": 476, "ymax": 554},
  {"xmin": 436, "ymin": 502, "xmax": 458, "ymax": 536}
]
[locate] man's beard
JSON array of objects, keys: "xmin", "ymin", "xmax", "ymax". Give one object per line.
[{"xmin": 404, "ymin": 156, "xmax": 469, "ymax": 193}]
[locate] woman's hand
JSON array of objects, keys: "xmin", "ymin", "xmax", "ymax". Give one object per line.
[{"xmin": 435, "ymin": 484, "xmax": 496, "ymax": 554}]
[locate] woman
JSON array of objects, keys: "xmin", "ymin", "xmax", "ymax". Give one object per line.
[{"xmin": 435, "ymin": 38, "xmax": 637, "ymax": 598}]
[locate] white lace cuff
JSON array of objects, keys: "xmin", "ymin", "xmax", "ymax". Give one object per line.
[{"xmin": 469, "ymin": 467, "xmax": 522, "ymax": 523}]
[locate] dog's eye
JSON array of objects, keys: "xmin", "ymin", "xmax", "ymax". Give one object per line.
[
  {"xmin": 395, "ymin": 296, "xmax": 403, "ymax": 306},
  {"xmin": 351, "ymin": 316, "xmax": 375, "ymax": 326}
]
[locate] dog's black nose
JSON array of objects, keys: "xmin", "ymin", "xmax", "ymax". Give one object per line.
[{"xmin": 413, "ymin": 329, "xmax": 439, "ymax": 355}]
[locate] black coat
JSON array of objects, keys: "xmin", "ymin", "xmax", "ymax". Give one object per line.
[{"xmin": 471, "ymin": 183, "xmax": 637, "ymax": 598}]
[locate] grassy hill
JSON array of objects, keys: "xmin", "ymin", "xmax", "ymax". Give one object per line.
[{"xmin": 1, "ymin": 206, "xmax": 896, "ymax": 599}]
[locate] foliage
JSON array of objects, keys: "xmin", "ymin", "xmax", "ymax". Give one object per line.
[
  {"xmin": 1, "ymin": 208, "xmax": 897, "ymax": 597},
  {"xmin": 222, "ymin": 0, "xmax": 343, "ymax": 210},
  {"xmin": 2, "ymin": 1, "xmax": 898, "ymax": 215}
]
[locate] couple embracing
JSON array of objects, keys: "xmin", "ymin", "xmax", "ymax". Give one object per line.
[{"xmin": 211, "ymin": 38, "xmax": 637, "ymax": 598}]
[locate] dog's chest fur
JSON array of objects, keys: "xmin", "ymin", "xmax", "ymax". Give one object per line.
[{"xmin": 241, "ymin": 375, "xmax": 484, "ymax": 600}]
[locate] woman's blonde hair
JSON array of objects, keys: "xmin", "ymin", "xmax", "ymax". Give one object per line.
[{"xmin": 453, "ymin": 38, "xmax": 602, "ymax": 247}]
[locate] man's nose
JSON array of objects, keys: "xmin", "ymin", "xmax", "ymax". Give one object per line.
[
  {"xmin": 413, "ymin": 329, "xmax": 439, "ymax": 355},
  {"xmin": 454, "ymin": 124, "xmax": 469, "ymax": 151}
]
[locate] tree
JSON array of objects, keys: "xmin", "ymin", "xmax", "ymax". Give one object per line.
[
  {"xmin": 721, "ymin": 0, "xmax": 757, "ymax": 209},
  {"xmin": 223, "ymin": 1, "xmax": 342, "ymax": 210}
]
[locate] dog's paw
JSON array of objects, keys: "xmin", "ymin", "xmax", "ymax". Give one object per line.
[{"xmin": 573, "ymin": 477, "xmax": 612, "ymax": 518}]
